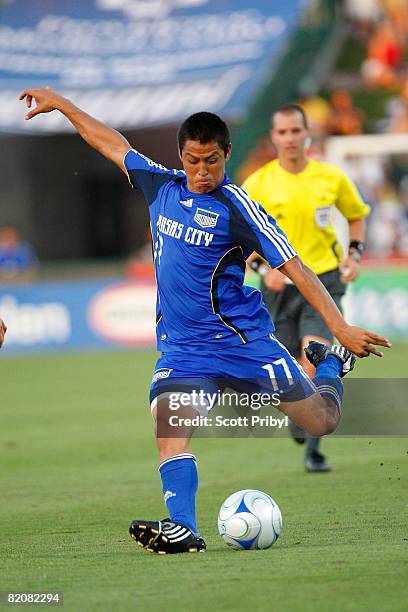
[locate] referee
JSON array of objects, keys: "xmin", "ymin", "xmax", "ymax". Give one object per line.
[{"xmin": 242, "ymin": 104, "xmax": 369, "ymax": 472}]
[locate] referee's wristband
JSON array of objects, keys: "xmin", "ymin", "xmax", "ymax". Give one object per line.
[
  {"xmin": 250, "ymin": 257, "xmax": 270, "ymax": 277},
  {"xmin": 348, "ymin": 250, "xmax": 362, "ymax": 264},
  {"xmin": 348, "ymin": 240, "xmax": 365, "ymax": 264}
]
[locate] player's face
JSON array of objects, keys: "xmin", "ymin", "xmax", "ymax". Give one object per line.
[
  {"xmin": 180, "ymin": 140, "xmax": 231, "ymax": 194},
  {"xmin": 271, "ymin": 111, "xmax": 308, "ymax": 162}
]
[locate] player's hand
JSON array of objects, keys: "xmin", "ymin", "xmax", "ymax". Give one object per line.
[
  {"xmin": 339, "ymin": 255, "xmax": 360, "ymax": 283},
  {"xmin": 336, "ymin": 324, "xmax": 391, "ymax": 358},
  {"xmin": 0, "ymin": 318, "xmax": 7, "ymax": 348},
  {"xmin": 263, "ymin": 269, "xmax": 286, "ymax": 292},
  {"xmin": 19, "ymin": 86, "xmax": 66, "ymax": 120}
]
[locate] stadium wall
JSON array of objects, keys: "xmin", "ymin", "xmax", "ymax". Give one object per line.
[{"xmin": 0, "ymin": 126, "xmax": 181, "ymax": 260}]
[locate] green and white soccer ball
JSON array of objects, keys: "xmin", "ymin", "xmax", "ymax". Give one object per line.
[{"xmin": 218, "ymin": 489, "xmax": 282, "ymax": 550}]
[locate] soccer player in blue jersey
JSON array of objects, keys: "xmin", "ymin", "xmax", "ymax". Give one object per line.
[{"xmin": 19, "ymin": 87, "xmax": 391, "ymax": 554}]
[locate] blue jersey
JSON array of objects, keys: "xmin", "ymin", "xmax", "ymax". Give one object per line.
[{"xmin": 124, "ymin": 149, "xmax": 296, "ymax": 353}]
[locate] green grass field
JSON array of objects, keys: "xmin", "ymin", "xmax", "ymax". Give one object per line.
[{"xmin": 1, "ymin": 346, "xmax": 407, "ymax": 612}]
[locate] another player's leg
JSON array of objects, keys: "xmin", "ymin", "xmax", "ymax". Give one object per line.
[
  {"xmin": 129, "ymin": 390, "xmax": 206, "ymax": 555},
  {"xmin": 299, "ymin": 334, "xmax": 332, "ymax": 473},
  {"xmin": 296, "ymin": 276, "xmax": 347, "ymax": 469}
]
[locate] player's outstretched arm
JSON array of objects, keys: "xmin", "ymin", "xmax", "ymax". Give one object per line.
[
  {"xmin": 0, "ymin": 318, "xmax": 7, "ymax": 348},
  {"xmin": 19, "ymin": 87, "xmax": 131, "ymax": 172},
  {"xmin": 280, "ymin": 256, "xmax": 391, "ymax": 358}
]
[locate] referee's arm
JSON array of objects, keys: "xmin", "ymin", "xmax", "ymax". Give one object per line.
[
  {"xmin": 340, "ymin": 217, "xmax": 366, "ymax": 283},
  {"xmin": 279, "ymin": 256, "xmax": 390, "ymax": 358},
  {"xmin": 19, "ymin": 87, "xmax": 131, "ymax": 172}
]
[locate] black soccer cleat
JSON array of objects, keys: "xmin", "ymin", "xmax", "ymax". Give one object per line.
[
  {"xmin": 304, "ymin": 341, "xmax": 356, "ymax": 378},
  {"xmin": 305, "ymin": 450, "xmax": 332, "ymax": 473},
  {"xmin": 129, "ymin": 518, "xmax": 206, "ymax": 555},
  {"xmin": 129, "ymin": 519, "xmax": 161, "ymax": 550}
]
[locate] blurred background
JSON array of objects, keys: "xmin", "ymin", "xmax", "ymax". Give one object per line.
[{"xmin": 0, "ymin": 0, "xmax": 407, "ymax": 355}]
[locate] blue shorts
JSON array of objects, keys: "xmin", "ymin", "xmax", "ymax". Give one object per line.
[{"xmin": 150, "ymin": 333, "xmax": 316, "ymax": 408}]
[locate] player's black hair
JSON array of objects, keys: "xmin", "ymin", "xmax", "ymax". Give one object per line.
[
  {"xmin": 271, "ymin": 104, "xmax": 309, "ymax": 129},
  {"xmin": 178, "ymin": 112, "xmax": 231, "ymax": 156}
]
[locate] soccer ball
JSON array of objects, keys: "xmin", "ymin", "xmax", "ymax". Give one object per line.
[{"xmin": 218, "ymin": 489, "xmax": 282, "ymax": 550}]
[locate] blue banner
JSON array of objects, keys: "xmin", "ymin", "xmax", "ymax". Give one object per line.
[
  {"xmin": 0, "ymin": 0, "xmax": 301, "ymax": 132},
  {"xmin": 1, "ymin": 267, "xmax": 407, "ymax": 356},
  {"xmin": 0, "ymin": 277, "xmax": 157, "ymax": 355}
]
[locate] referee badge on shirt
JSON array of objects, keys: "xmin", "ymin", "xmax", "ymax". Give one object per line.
[
  {"xmin": 315, "ymin": 206, "xmax": 331, "ymax": 229},
  {"xmin": 194, "ymin": 208, "xmax": 219, "ymax": 229}
]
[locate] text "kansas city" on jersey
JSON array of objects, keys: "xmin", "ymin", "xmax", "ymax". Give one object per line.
[{"xmin": 157, "ymin": 214, "xmax": 214, "ymax": 246}]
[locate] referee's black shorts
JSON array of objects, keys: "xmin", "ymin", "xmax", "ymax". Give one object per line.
[{"xmin": 261, "ymin": 268, "xmax": 346, "ymax": 359}]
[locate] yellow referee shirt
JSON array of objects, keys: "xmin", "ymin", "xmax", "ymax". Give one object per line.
[{"xmin": 242, "ymin": 158, "xmax": 370, "ymax": 276}]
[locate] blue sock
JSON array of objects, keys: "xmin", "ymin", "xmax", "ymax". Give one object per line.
[
  {"xmin": 159, "ymin": 453, "xmax": 198, "ymax": 534},
  {"xmin": 314, "ymin": 355, "xmax": 344, "ymax": 414}
]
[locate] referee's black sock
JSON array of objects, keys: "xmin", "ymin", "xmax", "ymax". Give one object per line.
[{"xmin": 306, "ymin": 436, "xmax": 321, "ymax": 456}]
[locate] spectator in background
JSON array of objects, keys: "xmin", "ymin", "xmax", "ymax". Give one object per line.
[
  {"xmin": 126, "ymin": 228, "xmax": 154, "ymax": 278},
  {"xmin": 344, "ymin": 0, "xmax": 381, "ymax": 36},
  {"xmin": 401, "ymin": 72, "xmax": 408, "ymax": 102},
  {"xmin": 0, "ymin": 224, "xmax": 37, "ymax": 280},
  {"xmin": 295, "ymin": 96, "xmax": 331, "ymax": 160},
  {"xmin": 368, "ymin": 179, "xmax": 408, "ymax": 254},
  {"xmin": 382, "ymin": 0, "xmax": 408, "ymax": 36},
  {"xmin": 299, "ymin": 96, "xmax": 332, "ymax": 139},
  {"xmin": 384, "ymin": 97, "xmax": 408, "ymax": 133},
  {"xmin": 342, "ymin": 152, "xmax": 408, "ymax": 257},
  {"xmin": 328, "ymin": 90, "xmax": 364, "ymax": 135},
  {"xmin": 342, "ymin": 153, "xmax": 385, "ymax": 205},
  {"xmin": 362, "ymin": 19, "xmax": 404, "ymax": 88}
]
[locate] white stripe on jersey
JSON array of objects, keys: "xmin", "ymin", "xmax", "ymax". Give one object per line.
[
  {"xmin": 225, "ymin": 184, "xmax": 291, "ymax": 259},
  {"xmin": 232, "ymin": 184, "xmax": 296, "ymax": 260},
  {"xmin": 224, "ymin": 184, "xmax": 296, "ymax": 261}
]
